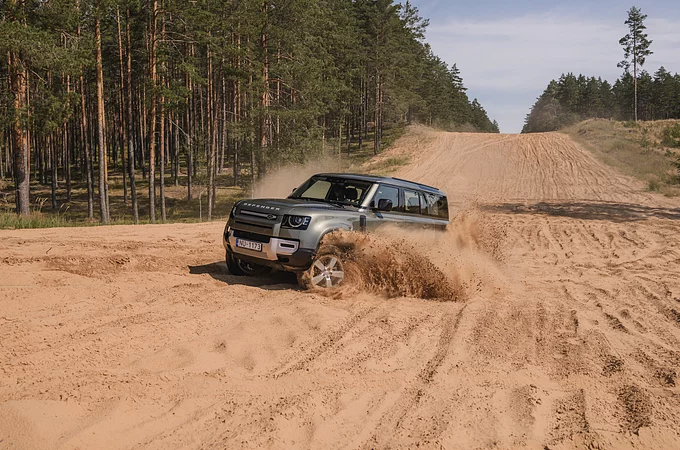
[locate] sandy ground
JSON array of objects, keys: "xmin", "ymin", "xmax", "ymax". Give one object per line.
[{"xmin": 2, "ymin": 127, "xmax": 680, "ymax": 449}]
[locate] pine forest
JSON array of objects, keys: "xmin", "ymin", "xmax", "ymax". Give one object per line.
[{"xmin": 0, "ymin": 0, "xmax": 498, "ymax": 222}]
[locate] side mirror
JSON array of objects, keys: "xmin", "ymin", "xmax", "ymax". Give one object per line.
[{"xmin": 377, "ymin": 198, "xmax": 393, "ymax": 212}]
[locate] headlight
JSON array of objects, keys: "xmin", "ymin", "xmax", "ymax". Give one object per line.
[
  {"xmin": 282, "ymin": 215, "xmax": 311, "ymax": 230},
  {"xmin": 229, "ymin": 204, "xmax": 237, "ymax": 219}
]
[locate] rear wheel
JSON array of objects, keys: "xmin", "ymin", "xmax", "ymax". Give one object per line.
[
  {"xmin": 297, "ymin": 245, "xmax": 346, "ymax": 290},
  {"xmin": 226, "ymin": 250, "xmax": 272, "ymax": 277}
]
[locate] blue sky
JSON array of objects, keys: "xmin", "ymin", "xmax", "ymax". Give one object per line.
[{"xmin": 408, "ymin": 1, "xmax": 680, "ymax": 133}]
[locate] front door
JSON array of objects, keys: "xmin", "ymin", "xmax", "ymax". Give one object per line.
[{"xmin": 364, "ymin": 184, "xmax": 402, "ymax": 230}]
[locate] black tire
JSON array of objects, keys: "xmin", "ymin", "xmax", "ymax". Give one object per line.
[
  {"xmin": 225, "ymin": 250, "xmax": 272, "ymax": 277},
  {"xmin": 297, "ymin": 245, "xmax": 346, "ymax": 290}
]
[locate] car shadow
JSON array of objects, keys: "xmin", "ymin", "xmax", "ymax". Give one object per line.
[
  {"xmin": 481, "ymin": 201, "xmax": 680, "ymax": 223},
  {"xmin": 188, "ymin": 262, "xmax": 299, "ymax": 291}
]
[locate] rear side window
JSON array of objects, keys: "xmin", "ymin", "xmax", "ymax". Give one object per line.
[
  {"xmin": 403, "ymin": 190, "xmax": 420, "ymax": 214},
  {"xmin": 373, "ymin": 185, "xmax": 400, "ymax": 212},
  {"xmin": 423, "ymin": 193, "xmax": 447, "ymax": 218},
  {"xmin": 419, "ymin": 192, "xmax": 428, "ymax": 216},
  {"xmin": 435, "ymin": 195, "xmax": 449, "ymax": 220}
]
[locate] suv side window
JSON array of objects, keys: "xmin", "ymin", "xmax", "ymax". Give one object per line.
[
  {"xmin": 423, "ymin": 193, "xmax": 440, "ymax": 217},
  {"xmin": 403, "ymin": 189, "xmax": 420, "ymax": 214},
  {"xmin": 372, "ymin": 184, "xmax": 400, "ymax": 212},
  {"xmin": 419, "ymin": 192, "xmax": 429, "ymax": 217},
  {"xmin": 436, "ymin": 195, "xmax": 449, "ymax": 220}
]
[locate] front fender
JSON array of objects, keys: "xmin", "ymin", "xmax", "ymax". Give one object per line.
[
  {"xmin": 300, "ymin": 218, "xmax": 354, "ymax": 251},
  {"xmin": 316, "ymin": 225, "xmax": 352, "ymax": 248}
]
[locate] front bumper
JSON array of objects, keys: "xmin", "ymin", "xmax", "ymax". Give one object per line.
[{"xmin": 223, "ymin": 227, "xmax": 315, "ymax": 271}]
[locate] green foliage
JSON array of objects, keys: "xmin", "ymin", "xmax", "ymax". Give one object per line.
[
  {"xmin": 617, "ymin": 6, "xmax": 653, "ymax": 72},
  {"xmin": 673, "ymin": 156, "xmax": 680, "ymax": 178},
  {"xmin": 0, "ymin": 212, "xmax": 72, "ymax": 229},
  {"xmin": 661, "ymin": 123, "xmax": 680, "ymax": 148},
  {"xmin": 523, "ymin": 69, "xmax": 680, "ymax": 133},
  {"xmin": 1, "ymin": 0, "xmax": 496, "ymax": 158},
  {"xmin": 1, "ymin": 0, "xmax": 499, "ymax": 221},
  {"xmin": 647, "ymin": 178, "xmax": 661, "ymax": 192}
]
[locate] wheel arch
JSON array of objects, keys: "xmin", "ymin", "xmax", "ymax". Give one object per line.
[{"xmin": 315, "ymin": 225, "xmax": 352, "ymax": 251}]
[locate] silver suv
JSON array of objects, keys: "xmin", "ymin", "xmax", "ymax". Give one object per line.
[{"xmin": 223, "ymin": 173, "xmax": 449, "ymax": 289}]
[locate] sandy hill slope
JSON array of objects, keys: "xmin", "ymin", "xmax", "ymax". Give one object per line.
[
  {"xmin": 1, "ymin": 127, "xmax": 680, "ymax": 449},
  {"xmin": 395, "ymin": 127, "xmax": 675, "ymax": 206}
]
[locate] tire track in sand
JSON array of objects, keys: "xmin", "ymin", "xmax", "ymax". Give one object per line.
[
  {"xmin": 268, "ymin": 306, "xmax": 378, "ymax": 378},
  {"xmin": 354, "ymin": 305, "xmax": 468, "ymax": 449}
]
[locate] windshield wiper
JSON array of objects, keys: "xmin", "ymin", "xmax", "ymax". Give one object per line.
[
  {"xmin": 326, "ymin": 200, "xmax": 349, "ymax": 208},
  {"xmin": 290, "ymin": 197, "xmax": 351, "ymax": 208}
]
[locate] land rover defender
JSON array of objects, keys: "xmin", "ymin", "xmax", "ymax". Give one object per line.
[{"xmin": 223, "ymin": 173, "xmax": 449, "ymax": 289}]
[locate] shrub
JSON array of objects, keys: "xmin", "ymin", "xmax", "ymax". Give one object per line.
[
  {"xmin": 639, "ymin": 128, "xmax": 652, "ymax": 148},
  {"xmin": 648, "ymin": 179, "xmax": 661, "ymax": 192},
  {"xmin": 661, "ymin": 123, "xmax": 680, "ymax": 148}
]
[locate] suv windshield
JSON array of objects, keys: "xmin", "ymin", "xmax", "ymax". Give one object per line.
[{"xmin": 289, "ymin": 176, "xmax": 372, "ymax": 206}]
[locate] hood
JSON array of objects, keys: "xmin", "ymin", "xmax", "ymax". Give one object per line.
[
  {"xmin": 231, "ymin": 198, "xmax": 358, "ymax": 234},
  {"xmin": 234, "ymin": 199, "xmax": 350, "ymax": 226},
  {"xmin": 237, "ymin": 198, "xmax": 345, "ymax": 214}
]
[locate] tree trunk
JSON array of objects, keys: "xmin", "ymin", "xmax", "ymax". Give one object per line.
[
  {"xmin": 206, "ymin": 45, "xmax": 215, "ymax": 221},
  {"xmin": 50, "ymin": 134, "xmax": 57, "ymax": 209},
  {"xmin": 9, "ymin": 49, "xmax": 30, "ymax": 215},
  {"xmin": 632, "ymin": 30, "xmax": 638, "ymax": 122},
  {"xmin": 64, "ymin": 75, "xmax": 72, "ymax": 202},
  {"xmin": 80, "ymin": 76, "xmax": 94, "ymax": 219},
  {"xmin": 220, "ymin": 68, "xmax": 227, "ymax": 175},
  {"xmin": 116, "ymin": 7, "xmax": 128, "ymax": 204},
  {"xmin": 159, "ymin": 2, "xmax": 166, "ymax": 223},
  {"xmin": 173, "ymin": 113, "xmax": 179, "ymax": 186},
  {"xmin": 374, "ymin": 71, "xmax": 381, "ymax": 155},
  {"xmin": 95, "ymin": 9, "xmax": 110, "ymax": 223},
  {"xmin": 159, "ymin": 98, "xmax": 166, "ymax": 223},
  {"xmin": 148, "ymin": 0, "xmax": 158, "ymax": 223},
  {"xmin": 321, "ymin": 116, "xmax": 326, "ymax": 155},
  {"xmin": 185, "ymin": 65, "xmax": 193, "ymax": 201},
  {"xmin": 259, "ymin": 4, "xmax": 269, "ymax": 179},
  {"xmin": 346, "ymin": 114, "xmax": 351, "ymax": 156},
  {"xmin": 233, "ymin": 34, "xmax": 241, "ymax": 187},
  {"xmin": 125, "ymin": 7, "xmax": 138, "ymax": 224}
]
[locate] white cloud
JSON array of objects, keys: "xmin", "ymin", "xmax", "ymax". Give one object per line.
[{"xmin": 425, "ymin": 13, "xmax": 680, "ymax": 133}]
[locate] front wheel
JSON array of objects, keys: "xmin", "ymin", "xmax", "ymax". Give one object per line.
[
  {"xmin": 297, "ymin": 245, "xmax": 346, "ymax": 290},
  {"xmin": 226, "ymin": 250, "xmax": 272, "ymax": 277}
]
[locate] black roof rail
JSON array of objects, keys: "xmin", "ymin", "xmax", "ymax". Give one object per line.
[
  {"xmin": 312, "ymin": 173, "xmax": 445, "ymax": 194},
  {"xmin": 389, "ymin": 177, "xmax": 440, "ymax": 192}
]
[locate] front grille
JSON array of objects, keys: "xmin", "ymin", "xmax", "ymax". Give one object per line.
[
  {"xmin": 241, "ymin": 209, "xmax": 278, "ymax": 220},
  {"xmin": 234, "ymin": 220, "xmax": 273, "ymax": 230},
  {"xmin": 232, "ymin": 229, "xmax": 271, "ymax": 243}
]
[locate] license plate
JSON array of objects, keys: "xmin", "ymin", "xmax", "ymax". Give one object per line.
[{"xmin": 235, "ymin": 239, "xmax": 262, "ymax": 252}]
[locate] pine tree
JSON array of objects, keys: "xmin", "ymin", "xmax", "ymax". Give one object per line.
[{"xmin": 617, "ymin": 6, "xmax": 653, "ymax": 122}]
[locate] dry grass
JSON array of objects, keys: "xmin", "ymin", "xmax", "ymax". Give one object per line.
[
  {"xmin": 0, "ymin": 172, "xmax": 247, "ymax": 229},
  {"xmin": 563, "ymin": 119, "xmax": 680, "ymax": 197}
]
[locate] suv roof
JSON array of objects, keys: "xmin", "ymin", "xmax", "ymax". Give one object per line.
[{"xmin": 314, "ymin": 173, "xmax": 445, "ymax": 195}]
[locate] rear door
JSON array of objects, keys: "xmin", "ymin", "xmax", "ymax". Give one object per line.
[
  {"xmin": 422, "ymin": 192, "xmax": 449, "ymax": 230},
  {"xmin": 401, "ymin": 189, "xmax": 435, "ymax": 230}
]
